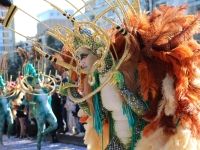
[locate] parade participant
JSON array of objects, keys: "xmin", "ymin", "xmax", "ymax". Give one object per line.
[
  {"xmin": 34, "ymin": 19, "xmax": 149, "ymax": 150},
  {"xmin": 34, "ymin": 2, "xmax": 200, "ymax": 149},
  {"xmin": 0, "ymin": 75, "xmax": 13, "ymax": 145},
  {"xmin": 2, "ymin": 0, "xmax": 200, "ymax": 150},
  {"xmin": 16, "ymin": 98, "xmax": 27, "ymax": 139},
  {"xmin": 20, "ymin": 63, "xmax": 57, "ymax": 150},
  {"xmin": 0, "ymin": 75, "xmax": 23, "ymax": 145}
]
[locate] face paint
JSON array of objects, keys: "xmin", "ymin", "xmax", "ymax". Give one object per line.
[
  {"xmin": 80, "ymin": 53, "xmax": 89, "ymax": 60},
  {"xmin": 76, "ymin": 47, "xmax": 98, "ymax": 71}
]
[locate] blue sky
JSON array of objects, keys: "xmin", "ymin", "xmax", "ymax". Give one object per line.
[{"xmin": 13, "ymin": 0, "xmax": 84, "ymax": 42}]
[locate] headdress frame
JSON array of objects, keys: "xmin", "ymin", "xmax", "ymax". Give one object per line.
[{"xmin": 47, "ymin": 21, "xmax": 111, "ymax": 86}]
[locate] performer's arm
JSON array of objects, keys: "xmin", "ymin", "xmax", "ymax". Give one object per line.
[
  {"xmin": 114, "ymin": 72, "xmax": 148, "ymax": 116},
  {"xmin": 70, "ymin": 87, "xmax": 108, "ymax": 123},
  {"xmin": 69, "ymin": 87, "xmax": 91, "ymax": 116}
]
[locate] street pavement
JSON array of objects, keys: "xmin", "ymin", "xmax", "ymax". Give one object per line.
[{"xmin": 0, "ymin": 135, "xmax": 87, "ymax": 150}]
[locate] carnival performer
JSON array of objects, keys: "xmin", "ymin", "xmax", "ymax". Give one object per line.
[
  {"xmin": 34, "ymin": 2, "xmax": 200, "ymax": 148},
  {"xmin": 21, "ymin": 63, "xmax": 57, "ymax": 150},
  {"xmin": 3, "ymin": 0, "xmax": 200, "ymax": 149},
  {"xmin": 33, "ymin": 19, "xmax": 149, "ymax": 150},
  {"xmin": 5, "ymin": 0, "xmax": 149, "ymax": 148},
  {"xmin": 0, "ymin": 75, "xmax": 14, "ymax": 145}
]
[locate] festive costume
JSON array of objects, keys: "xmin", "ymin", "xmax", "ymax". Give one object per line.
[
  {"xmin": 34, "ymin": 2, "xmax": 200, "ymax": 149},
  {"xmin": 0, "ymin": 76, "xmax": 13, "ymax": 145},
  {"xmin": 20, "ymin": 63, "xmax": 57, "ymax": 150},
  {"xmin": 0, "ymin": 53, "xmax": 24, "ymax": 145},
  {"xmin": 29, "ymin": 2, "xmax": 149, "ymax": 150},
  {"xmin": 0, "ymin": 76, "xmax": 22, "ymax": 145},
  {"xmin": 1, "ymin": 0, "xmax": 200, "ymax": 150},
  {"xmin": 125, "ymin": 4, "xmax": 200, "ymax": 150}
]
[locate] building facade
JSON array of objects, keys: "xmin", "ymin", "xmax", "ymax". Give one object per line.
[
  {"xmin": 36, "ymin": 9, "xmax": 74, "ymax": 74},
  {"xmin": 37, "ymin": 9, "xmax": 74, "ymax": 45},
  {"xmin": 0, "ymin": 0, "xmax": 15, "ymax": 56}
]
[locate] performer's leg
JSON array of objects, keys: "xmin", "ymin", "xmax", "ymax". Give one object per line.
[
  {"xmin": 15, "ymin": 118, "xmax": 20, "ymax": 138},
  {"xmin": 6, "ymin": 110, "xmax": 14, "ymax": 139},
  {"xmin": 50, "ymin": 114, "xmax": 59, "ymax": 143},
  {"xmin": 36, "ymin": 114, "xmax": 45, "ymax": 150},
  {"xmin": 43, "ymin": 112, "xmax": 57, "ymax": 135},
  {"xmin": 0, "ymin": 115, "xmax": 5, "ymax": 145},
  {"xmin": 18, "ymin": 117, "xmax": 26, "ymax": 138}
]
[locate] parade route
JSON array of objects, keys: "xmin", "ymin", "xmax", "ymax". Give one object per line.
[{"xmin": 0, "ymin": 135, "xmax": 86, "ymax": 150}]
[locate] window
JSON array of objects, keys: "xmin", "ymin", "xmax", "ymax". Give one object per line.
[
  {"xmin": 0, "ymin": 47, "xmax": 4, "ymax": 51},
  {"xmin": 197, "ymin": 4, "xmax": 200, "ymax": 11}
]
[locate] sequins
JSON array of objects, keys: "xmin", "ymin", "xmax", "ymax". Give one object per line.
[
  {"xmin": 70, "ymin": 87, "xmax": 91, "ymax": 115},
  {"xmin": 98, "ymin": 52, "xmax": 113, "ymax": 74},
  {"xmin": 117, "ymin": 81, "xmax": 148, "ymax": 116},
  {"xmin": 105, "ymin": 134, "xmax": 126, "ymax": 150}
]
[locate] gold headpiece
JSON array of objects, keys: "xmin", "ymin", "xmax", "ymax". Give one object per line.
[
  {"xmin": 0, "ymin": 0, "xmax": 142, "ymax": 99},
  {"xmin": 74, "ymin": 27, "xmax": 105, "ymax": 58},
  {"xmin": 47, "ymin": 22, "xmax": 110, "ymax": 58},
  {"xmin": 47, "ymin": 22, "xmax": 111, "ymax": 85}
]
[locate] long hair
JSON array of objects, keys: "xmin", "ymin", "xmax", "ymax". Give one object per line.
[{"xmin": 83, "ymin": 27, "xmax": 141, "ymax": 115}]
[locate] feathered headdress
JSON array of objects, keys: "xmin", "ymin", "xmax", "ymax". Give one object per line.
[{"xmin": 125, "ymin": 4, "xmax": 200, "ymax": 142}]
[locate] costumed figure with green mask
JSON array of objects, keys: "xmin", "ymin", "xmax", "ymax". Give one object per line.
[
  {"xmin": 20, "ymin": 63, "xmax": 57, "ymax": 150},
  {"xmin": 0, "ymin": 75, "xmax": 14, "ymax": 145}
]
